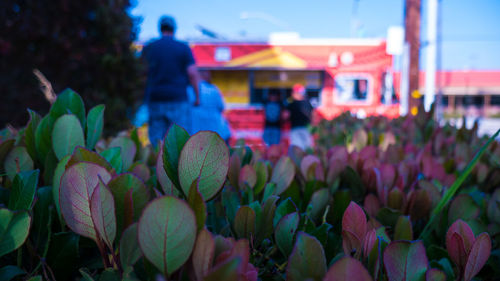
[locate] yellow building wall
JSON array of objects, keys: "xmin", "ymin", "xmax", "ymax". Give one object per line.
[{"xmin": 211, "ymin": 71, "xmax": 249, "ymax": 104}]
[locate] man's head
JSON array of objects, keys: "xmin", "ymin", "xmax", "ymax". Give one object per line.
[
  {"xmin": 159, "ymin": 15, "xmax": 176, "ymax": 35},
  {"xmin": 292, "ymin": 84, "xmax": 306, "ymax": 100}
]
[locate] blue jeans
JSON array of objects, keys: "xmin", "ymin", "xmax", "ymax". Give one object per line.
[
  {"xmin": 148, "ymin": 101, "xmax": 192, "ymax": 147},
  {"xmin": 263, "ymin": 127, "xmax": 281, "ymax": 146}
]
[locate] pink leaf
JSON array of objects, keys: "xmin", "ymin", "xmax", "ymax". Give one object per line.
[
  {"xmin": 363, "ymin": 229, "xmax": 377, "ymax": 258},
  {"xmin": 463, "ymin": 233, "xmax": 491, "ymax": 281},
  {"xmin": 60, "ymin": 162, "xmax": 112, "ymax": 241},
  {"xmin": 90, "ymin": 177, "xmax": 116, "ymax": 249},
  {"xmin": 342, "ymin": 230, "xmax": 362, "ymax": 257},
  {"xmin": 446, "ymin": 220, "xmax": 475, "ymax": 255},
  {"xmin": 383, "ymin": 241, "xmax": 428, "ymax": 281},
  {"xmin": 342, "ymin": 201, "xmax": 367, "ymax": 243},
  {"xmin": 323, "ymin": 256, "xmax": 373, "ymax": 281},
  {"xmin": 192, "ymin": 228, "xmax": 215, "ymax": 281}
]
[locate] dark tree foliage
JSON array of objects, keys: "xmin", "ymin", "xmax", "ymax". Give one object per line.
[{"xmin": 1, "ymin": 0, "xmax": 145, "ymax": 135}]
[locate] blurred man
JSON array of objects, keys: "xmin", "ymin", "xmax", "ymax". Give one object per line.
[
  {"xmin": 284, "ymin": 84, "xmax": 313, "ymax": 150},
  {"xmin": 263, "ymin": 90, "xmax": 284, "ymax": 146},
  {"xmin": 142, "ymin": 15, "xmax": 200, "ymax": 146}
]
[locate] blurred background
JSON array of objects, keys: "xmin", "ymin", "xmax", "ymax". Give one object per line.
[{"xmin": 2, "ymin": 0, "xmax": 499, "ymax": 141}]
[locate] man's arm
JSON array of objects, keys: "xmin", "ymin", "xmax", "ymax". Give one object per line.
[{"xmin": 187, "ymin": 64, "xmax": 201, "ymax": 106}]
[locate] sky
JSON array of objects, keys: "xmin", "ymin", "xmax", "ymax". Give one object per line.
[{"xmin": 130, "ymin": 0, "xmax": 500, "ymax": 70}]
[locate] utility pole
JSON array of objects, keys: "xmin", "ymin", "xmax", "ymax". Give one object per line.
[
  {"xmin": 404, "ymin": 0, "xmax": 422, "ymax": 115},
  {"xmin": 424, "ymin": 0, "xmax": 438, "ymax": 112}
]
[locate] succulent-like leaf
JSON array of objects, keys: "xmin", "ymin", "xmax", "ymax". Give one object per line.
[
  {"xmin": 100, "ymin": 147, "xmax": 123, "ymax": 174},
  {"xmin": 448, "ymin": 194, "xmax": 480, "ymax": 224},
  {"xmin": 119, "ymin": 223, "xmax": 142, "ymax": 268},
  {"xmin": 274, "ymin": 198, "xmax": 298, "ymax": 227},
  {"xmin": 52, "ymin": 155, "xmax": 71, "ymax": 221},
  {"xmin": 67, "ymin": 147, "xmax": 114, "ymax": 172},
  {"xmin": 163, "ymin": 124, "xmax": 190, "ymax": 190},
  {"xmin": 192, "ymin": 228, "xmax": 215, "ymax": 281},
  {"xmin": 309, "ymin": 188, "xmax": 330, "ymax": 222},
  {"xmin": 8, "ymin": 170, "xmax": 39, "ymax": 211},
  {"xmin": 463, "ymin": 233, "xmax": 491, "ymax": 281},
  {"xmin": 109, "ymin": 137, "xmax": 136, "ymax": 171},
  {"xmin": 59, "ymin": 162, "xmax": 112, "ymax": 240},
  {"xmin": 271, "ymin": 156, "xmax": 295, "ymax": 195},
  {"xmin": 156, "ymin": 145, "xmax": 175, "ymax": 195},
  {"xmin": 24, "ymin": 109, "xmax": 41, "ymax": 163},
  {"xmin": 49, "ymin": 88, "xmax": 86, "ymax": 126},
  {"xmin": 52, "ymin": 114, "xmax": 85, "ymax": 160},
  {"xmin": 383, "ymin": 241, "xmax": 428, "ymax": 281},
  {"xmin": 34, "ymin": 115, "xmax": 54, "ymax": 164},
  {"xmin": 275, "ymin": 212, "xmax": 300, "ymax": 257},
  {"xmin": 227, "ymin": 153, "xmax": 241, "ymax": 189},
  {"xmin": 234, "ymin": 206, "xmax": 256, "ymax": 240},
  {"xmin": 86, "ymin": 104, "xmax": 105, "ymax": 150},
  {"xmin": 287, "ymin": 232, "xmax": 327, "ymax": 281},
  {"xmin": 188, "ymin": 179, "xmax": 207, "ymax": 232},
  {"xmin": 238, "ymin": 164, "xmax": 257, "ymax": 189},
  {"xmin": 323, "ymin": 256, "xmax": 373, "ymax": 281},
  {"xmin": 0, "ymin": 265, "xmax": 26, "ymax": 281},
  {"xmin": 178, "ymin": 131, "xmax": 229, "ymax": 200},
  {"xmin": 253, "ymin": 161, "xmax": 268, "ymax": 194},
  {"xmin": 90, "ymin": 178, "xmax": 116, "ymax": 249},
  {"xmin": 203, "ymin": 258, "xmax": 242, "ymax": 281},
  {"xmin": 394, "ymin": 216, "xmax": 413, "ymax": 241},
  {"xmin": 342, "ymin": 202, "xmax": 367, "ymax": 245},
  {"xmin": 446, "ymin": 220, "xmax": 475, "ymax": 265},
  {"xmin": 256, "ymin": 195, "xmax": 278, "ymax": 245},
  {"xmin": 4, "ymin": 146, "xmax": 34, "ymax": 181},
  {"xmin": 107, "ymin": 173, "xmax": 150, "ymax": 233},
  {"xmin": 138, "ymin": 196, "xmax": 197, "ymax": 275},
  {"xmin": 301, "ymin": 155, "xmax": 321, "ymax": 181},
  {"xmin": 425, "ymin": 268, "xmax": 446, "ymax": 281},
  {"xmin": 0, "ymin": 209, "xmax": 31, "ymax": 257}
]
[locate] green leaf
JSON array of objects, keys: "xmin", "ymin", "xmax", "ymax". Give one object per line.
[
  {"xmin": 46, "ymin": 232, "xmax": 79, "ymax": 281},
  {"xmin": 90, "ymin": 178, "xmax": 116, "ymax": 249},
  {"xmin": 156, "ymin": 145, "xmax": 175, "ymax": 195},
  {"xmin": 234, "ymin": 206, "xmax": 256, "ymax": 240},
  {"xmin": 59, "ymin": 162, "xmax": 112, "ymax": 241},
  {"xmin": 383, "ymin": 241, "xmax": 428, "ymax": 281},
  {"xmin": 4, "ymin": 146, "xmax": 33, "ymax": 181},
  {"xmin": 274, "ymin": 198, "xmax": 298, "ymax": 226},
  {"xmin": 448, "ymin": 194, "xmax": 480, "ymax": 224},
  {"xmin": 8, "ymin": 170, "xmax": 39, "ymax": 210},
  {"xmin": 67, "ymin": 146, "xmax": 114, "ymax": 172},
  {"xmin": 0, "ymin": 139, "xmax": 15, "ymax": 175},
  {"xmin": 52, "ymin": 155, "xmax": 71, "ymax": 221},
  {"xmin": 163, "ymin": 124, "xmax": 190, "ymax": 190},
  {"xmin": 109, "ymin": 137, "xmax": 136, "ymax": 171},
  {"xmin": 138, "ymin": 196, "xmax": 197, "ymax": 275},
  {"xmin": 100, "ymin": 147, "xmax": 123, "ymax": 174},
  {"xmin": 52, "ymin": 114, "xmax": 85, "ymax": 160},
  {"xmin": 286, "ymin": 232, "xmax": 327, "ymax": 281},
  {"xmin": 309, "ymin": 188, "xmax": 330, "ymax": 222},
  {"xmin": 178, "ymin": 131, "xmax": 229, "ymax": 201},
  {"xmin": 188, "ymin": 179, "xmax": 207, "ymax": 232},
  {"xmin": 26, "ymin": 276, "xmax": 42, "ymax": 281},
  {"xmin": 34, "ymin": 115, "xmax": 54, "ymax": 164},
  {"xmin": 107, "ymin": 173, "xmax": 150, "ymax": 234},
  {"xmin": 25, "ymin": 109, "xmax": 41, "ymax": 163},
  {"xmin": 275, "ymin": 212, "xmax": 300, "ymax": 257},
  {"xmin": 394, "ymin": 216, "xmax": 413, "ymax": 241},
  {"xmin": 32, "ymin": 186, "xmax": 53, "ymax": 250},
  {"xmin": 0, "ymin": 209, "xmax": 31, "ymax": 257},
  {"xmin": 340, "ymin": 166, "xmax": 365, "ymax": 201},
  {"xmin": 50, "ymin": 88, "xmax": 86, "ymax": 126},
  {"xmin": 420, "ymin": 128, "xmax": 500, "ymax": 240},
  {"xmin": 271, "ymin": 156, "xmax": 296, "ymax": 195},
  {"xmin": 256, "ymin": 195, "xmax": 279, "ymax": 245},
  {"xmin": 253, "ymin": 161, "xmax": 268, "ymax": 194},
  {"xmin": 86, "ymin": 104, "xmax": 105, "ymax": 150},
  {"xmin": 0, "ymin": 265, "xmax": 26, "ymax": 281},
  {"xmin": 120, "ymin": 223, "xmax": 142, "ymax": 268}
]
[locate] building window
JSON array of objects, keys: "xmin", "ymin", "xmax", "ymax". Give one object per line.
[
  {"xmin": 463, "ymin": 96, "xmax": 484, "ymax": 107},
  {"xmin": 441, "ymin": 96, "xmax": 449, "ymax": 106},
  {"xmin": 491, "ymin": 95, "xmax": 500, "ymax": 105},
  {"xmin": 335, "ymin": 74, "xmax": 371, "ymax": 103}
]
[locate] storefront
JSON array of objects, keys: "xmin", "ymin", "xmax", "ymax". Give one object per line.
[{"xmin": 190, "ymin": 39, "xmax": 400, "ymax": 145}]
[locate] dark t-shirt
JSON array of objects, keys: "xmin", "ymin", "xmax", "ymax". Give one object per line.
[
  {"xmin": 143, "ymin": 36, "xmax": 195, "ymax": 102},
  {"xmin": 264, "ymin": 101, "xmax": 283, "ymax": 128},
  {"xmin": 286, "ymin": 100, "xmax": 313, "ymax": 128}
]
